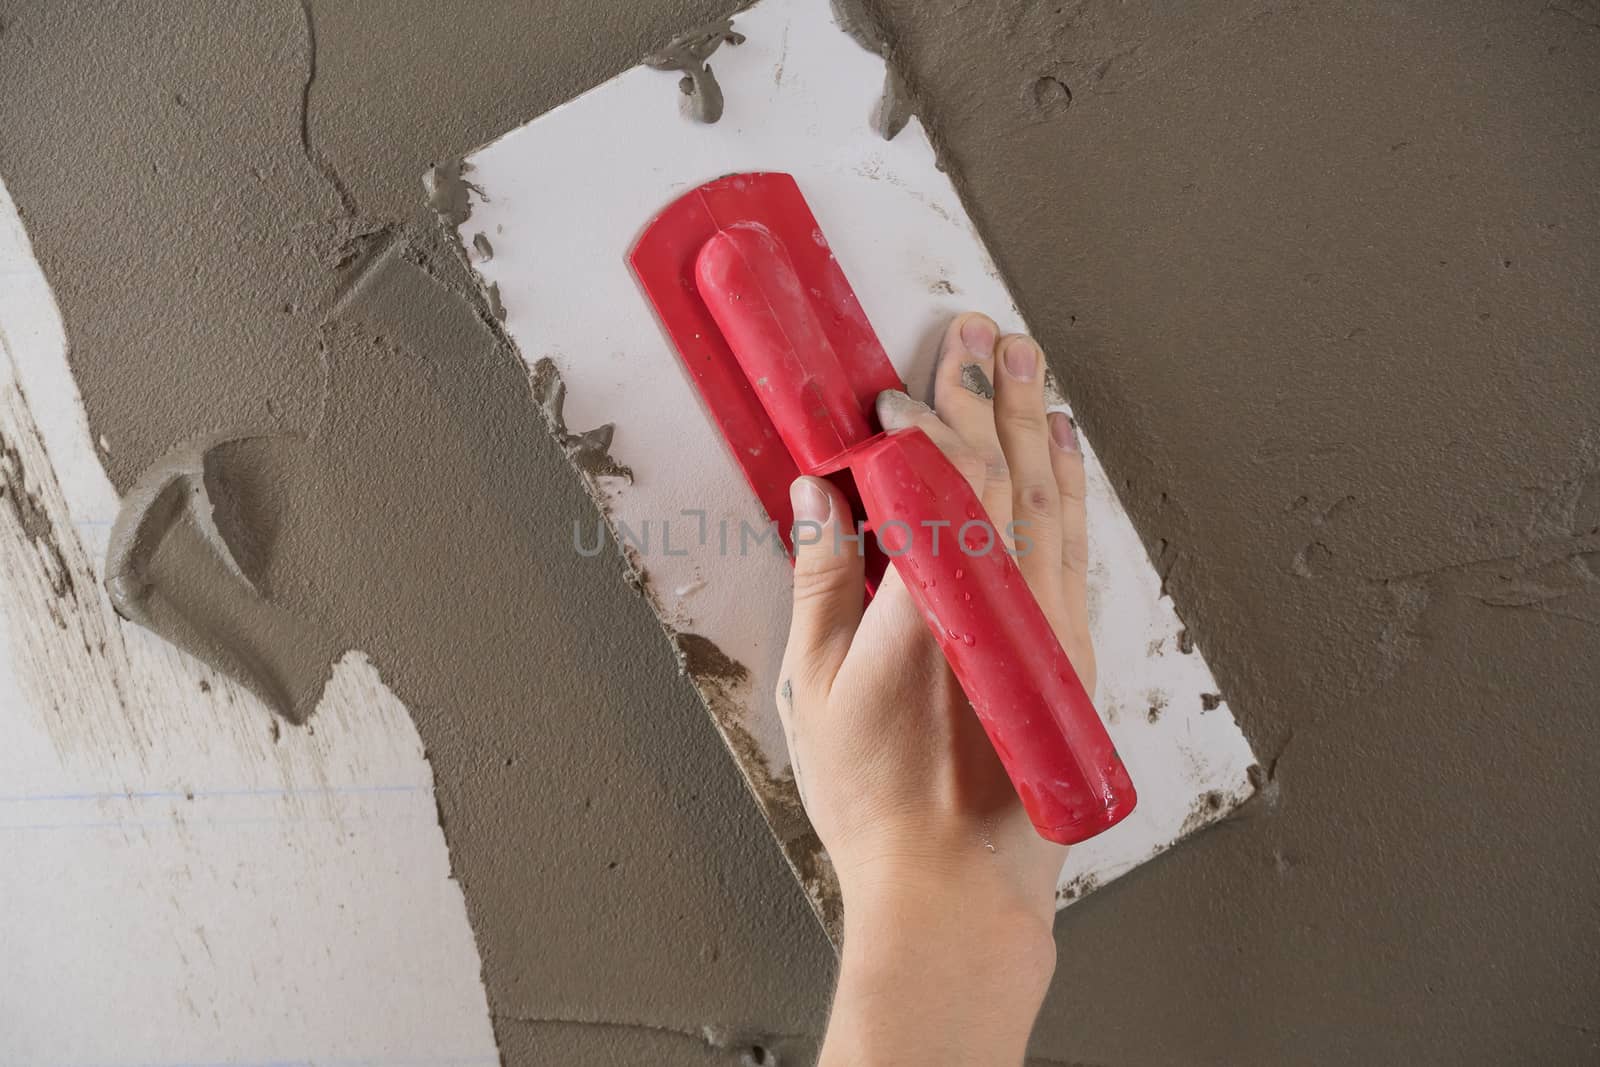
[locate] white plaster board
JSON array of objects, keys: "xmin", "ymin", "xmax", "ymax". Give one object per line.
[
  {"xmin": 452, "ymin": 0, "xmax": 1259, "ymax": 913},
  {"xmin": 0, "ymin": 180, "xmax": 496, "ymax": 1064}
]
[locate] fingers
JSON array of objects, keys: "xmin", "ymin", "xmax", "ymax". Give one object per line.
[
  {"xmin": 930, "ymin": 313, "xmax": 1005, "ymax": 464},
  {"xmin": 930, "ymin": 314, "xmax": 1019, "ymax": 549},
  {"xmin": 781, "ymin": 475, "xmax": 865, "ymax": 700},
  {"xmin": 1047, "ymin": 409, "xmax": 1092, "ymax": 650},
  {"xmin": 882, "ymin": 315, "xmax": 1090, "ymax": 655},
  {"xmin": 993, "ymin": 334, "xmax": 1063, "ymax": 609},
  {"xmin": 875, "ymin": 389, "xmax": 986, "ymax": 493}
]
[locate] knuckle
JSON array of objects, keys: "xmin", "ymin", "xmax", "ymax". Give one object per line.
[
  {"xmin": 791, "ymin": 567, "xmax": 838, "ymax": 603},
  {"xmin": 992, "ymin": 399, "xmax": 1043, "ymax": 422},
  {"xmin": 791, "ymin": 554, "xmax": 852, "ymax": 602},
  {"xmin": 1061, "ymin": 534, "xmax": 1090, "ymax": 573},
  {"xmin": 1013, "ymin": 480, "xmax": 1059, "ymax": 521},
  {"xmin": 1055, "ymin": 475, "xmax": 1088, "ymax": 507},
  {"xmin": 789, "ymin": 652, "xmax": 838, "ymax": 698},
  {"xmin": 997, "ymin": 406, "xmax": 1047, "ymax": 435},
  {"xmin": 982, "ymin": 448, "xmax": 1011, "ymax": 484}
]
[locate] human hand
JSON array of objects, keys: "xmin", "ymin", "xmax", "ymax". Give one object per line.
[{"xmin": 779, "ymin": 312, "xmax": 1095, "ymax": 1064}]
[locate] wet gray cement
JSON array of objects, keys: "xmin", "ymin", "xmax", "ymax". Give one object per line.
[{"xmin": 2, "ymin": 0, "xmax": 1598, "ymax": 1063}]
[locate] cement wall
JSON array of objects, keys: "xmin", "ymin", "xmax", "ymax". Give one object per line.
[{"xmin": 1, "ymin": 1, "xmax": 1595, "ymax": 1063}]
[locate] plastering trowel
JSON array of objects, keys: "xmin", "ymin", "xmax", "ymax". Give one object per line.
[
  {"xmin": 630, "ymin": 171, "xmax": 1136, "ymax": 843},
  {"xmin": 435, "ymin": 0, "xmax": 1257, "ymax": 930}
]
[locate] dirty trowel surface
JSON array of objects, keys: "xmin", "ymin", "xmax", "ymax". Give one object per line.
[{"xmin": 440, "ymin": 0, "xmax": 1257, "ymax": 929}]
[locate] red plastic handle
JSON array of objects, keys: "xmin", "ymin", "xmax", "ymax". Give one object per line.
[
  {"xmin": 846, "ymin": 429, "xmax": 1137, "ymax": 843},
  {"xmin": 689, "ymin": 193, "xmax": 1136, "ymax": 843},
  {"xmin": 695, "ymin": 222, "xmax": 874, "ymax": 470}
]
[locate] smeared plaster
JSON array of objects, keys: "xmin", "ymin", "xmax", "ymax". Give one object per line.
[
  {"xmin": 1, "ymin": 429, "xmax": 75, "ymax": 601},
  {"xmin": 529, "ymin": 357, "xmax": 635, "ymax": 484},
  {"xmin": 485, "ymin": 281, "xmax": 507, "ymax": 322},
  {"xmin": 958, "ymin": 361, "xmax": 994, "ymax": 400},
  {"xmin": 5, "ymin": 0, "xmax": 1600, "ymax": 1063},
  {"xmin": 870, "ymin": 67, "xmax": 913, "ymax": 141},
  {"xmin": 672, "ymin": 632, "xmax": 843, "ymax": 939},
  {"xmin": 828, "ymin": 0, "xmax": 886, "ymax": 52},
  {"xmin": 424, "ymin": 159, "xmax": 485, "ymax": 229},
  {"xmin": 644, "ymin": 18, "xmax": 746, "ymax": 124},
  {"xmin": 0, "ymin": 2, "xmax": 838, "ymax": 1062},
  {"xmin": 830, "ymin": 0, "xmax": 911, "ymax": 139},
  {"xmin": 0, "ymin": 268, "xmax": 498, "ymax": 1059},
  {"xmin": 105, "ymin": 434, "xmax": 341, "ymax": 723}
]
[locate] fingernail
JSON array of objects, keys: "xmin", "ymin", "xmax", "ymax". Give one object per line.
[
  {"xmin": 960, "ymin": 315, "xmax": 997, "ymax": 360},
  {"xmin": 1003, "ymin": 337, "xmax": 1038, "ymax": 382},
  {"xmin": 1048, "ymin": 411, "xmax": 1080, "ymax": 452},
  {"xmin": 791, "ymin": 478, "xmax": 830, "ymax": 524}
]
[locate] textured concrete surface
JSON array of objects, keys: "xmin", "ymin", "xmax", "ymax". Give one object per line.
[{"xmin": 1, "ymin": 0, "xmax": 1597, "ymax": 1063}]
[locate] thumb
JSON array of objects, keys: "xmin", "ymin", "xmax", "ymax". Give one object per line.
[
  {"xmin": 783, "ymin": 475, "xmax": 864, "ymax": 693},
  {"xmin": 876, "ymin": 390, "xmax": 987, "ymax": 495}
]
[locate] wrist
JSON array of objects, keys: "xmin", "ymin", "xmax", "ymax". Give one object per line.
[
  {"xmin": 838, "ymin": 861, "xmax": 1058, "ymax": 996},
  {"xmin": 824, "ymin": 876, "xmax": 1057, "ymax": 1066},
  {"xmin": 835, "ymin": 841, "xmax": 1060, "ymax": 941}
]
